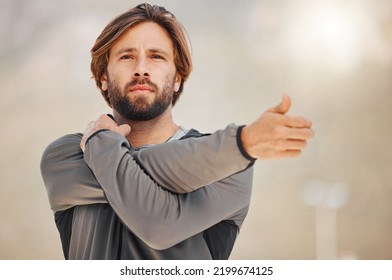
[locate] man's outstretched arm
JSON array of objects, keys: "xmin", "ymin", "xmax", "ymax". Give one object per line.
[{"xmin": 82, "ymin": 94, "xmax": 314, "ymax": 161}]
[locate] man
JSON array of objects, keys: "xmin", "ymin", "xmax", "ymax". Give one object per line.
[{"xmin": 40, "ymin": 3, "xmax": 313, "ymax": 260}]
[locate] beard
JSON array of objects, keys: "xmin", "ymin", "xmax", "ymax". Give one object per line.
[{"xmin": 107, "ymin": 75, "xmax": 175, "ymax": 121}]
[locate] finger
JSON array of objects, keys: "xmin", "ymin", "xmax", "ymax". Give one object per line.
[
  {"xmin": 80, "ymin": 138, "xmax": 86, "ymax": 152},
  {"xmin": 82, "ymin": 121, "xmax": 95, "ymax": 138},
  {"xmin": 273, "ymin": 139, "xmax": 308, "ymax": 150},
  {"xmin": 283, "ymin": 149, "xmax": 302, "ymax": 158},
  {"xmin": 283, "ymin": 115, "xmax": 313, "ymax": 128},
  {"xmin": 275, "ymin": 149, "xmax": 302, "ymax": 159},
  {"xmin": 285, "ymin": 127, "xmax": 315, "ymax": 140},
  {"xmin": 114, "ymin": 124, "xmax": 131, "ymax": 137},
  {"xmin": 268, "ymin": 94, "xmax": 291, "ymax": 114},
  {"xmin": 285, "ymin": 139, "xmax": 308, "ymax": 150},
  {"xmin": 80, "ymin": 121, "xmax": 94, "ymax": 152},
  {"xmin": 97, "ymin": 114, "xmax": 117, "ymax": 128}
]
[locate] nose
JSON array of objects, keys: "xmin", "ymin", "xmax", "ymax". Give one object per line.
[{"xmin": 133, "ymin": 57, "xmax": 150, "ymax": 78}]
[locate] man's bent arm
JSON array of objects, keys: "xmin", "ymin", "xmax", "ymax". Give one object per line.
[
  {"xmin": 84, "ymin": 127, "xmax": 253, "ymax": 249},
  {"xmin": 41, "ymin": 125, "xmax": 254, "ymax": 211}
]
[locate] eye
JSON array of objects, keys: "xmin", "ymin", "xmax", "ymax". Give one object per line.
[
  {"xmin": 151, "ymin": 54, "xmax": 165, "ymax": 60},
  {"xmin": 120, "ymin": 55, "xmax": 132, "ymax": 60}
]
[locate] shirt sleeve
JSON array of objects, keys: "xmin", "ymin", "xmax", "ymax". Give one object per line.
[
  {"xmin": 40, "ymin": 133, "xmax": 106, "ymax": 212},
  {"xmin": 83, "ymin": 124, "xmax": 254, "ymax": 249},
  {"xmin": 131, "ymin": 124, "xmax": 254, "ymax": 193}
]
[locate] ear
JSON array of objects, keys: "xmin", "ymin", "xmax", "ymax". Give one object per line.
[
  {"xmin": 101, "ymin": 73, "xmax": 108, "ymax": 91},
  {"xmin": 174, "ymin": 73, "xmax": 182, "ymax": 93}
]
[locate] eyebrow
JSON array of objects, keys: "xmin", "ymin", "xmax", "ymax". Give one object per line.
[{"xmin": 115, "ymin": 47, "xmax": 171, "ymax": 57}]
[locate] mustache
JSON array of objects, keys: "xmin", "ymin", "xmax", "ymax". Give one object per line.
[{"xmin": 125, "ymin": 77, "xmax": 158, "ymax": 92}]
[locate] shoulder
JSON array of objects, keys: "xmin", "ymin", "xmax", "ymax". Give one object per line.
[{"xmin": 41, "ymin": 133, "xmax": 83, "ymax": 164}]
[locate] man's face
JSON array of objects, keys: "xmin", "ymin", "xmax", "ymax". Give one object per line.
[{"xmin": 101, "ymin": 22, "xmax": 181, "ymax": 121}]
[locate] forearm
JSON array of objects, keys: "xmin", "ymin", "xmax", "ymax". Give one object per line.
[{"xmin": 129, "ymin": 124, "xmax": 255, "ymax": 193}]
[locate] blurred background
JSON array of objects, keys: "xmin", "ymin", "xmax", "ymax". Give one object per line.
[{"xmin": 0, "ymin": 0, "xmax": 391, "ymax": 259}]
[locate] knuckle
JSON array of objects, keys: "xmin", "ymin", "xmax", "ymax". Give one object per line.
[{"xmin": 98, "ymin": 114, "xmax": 108, "ymax": 121}]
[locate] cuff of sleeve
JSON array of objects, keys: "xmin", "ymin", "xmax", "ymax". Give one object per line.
[
  {"xmin": 85, "ymin": 129, "xmax": 110, "ymax": 148},
  {"xmin": 237, "ymin": 125, "xmax": 257, "ymax": 162}
]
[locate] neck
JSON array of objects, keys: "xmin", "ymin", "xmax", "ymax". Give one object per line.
[{"xmin": 113, "ymin": 107, "xmax": 179, "ymax": 148}]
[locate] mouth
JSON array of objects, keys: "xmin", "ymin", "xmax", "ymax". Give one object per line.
[{"xmin": 129, "ymin": 84, "xmax": 154, "ymax": 93}]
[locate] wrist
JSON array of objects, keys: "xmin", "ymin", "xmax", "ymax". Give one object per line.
[
  {"xmin": 84, "ymin": 129, "xmax": 110, "ymax": 149},
  {"xmin": 237, "ymin": 125, "xmax": 257, "ymax": 162}
]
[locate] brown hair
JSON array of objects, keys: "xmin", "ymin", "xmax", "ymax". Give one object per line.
[{"xmin": 90, "ymin": 3, "xmax": 192, "ymax": 106}]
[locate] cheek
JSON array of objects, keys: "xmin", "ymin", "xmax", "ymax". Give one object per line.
[
  {"xmin": 163, "ymin": 66, "xmax": 181, "ymax": 88},
  {"xmin": 164, "ymin": 72, "xmax": 180, "ymax": 90},
  {"xmin": 107, "ymin": 63, "xmax": 130, "ymax": 81}
]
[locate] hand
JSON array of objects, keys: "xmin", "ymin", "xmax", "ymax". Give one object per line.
[
  {"xmin": 80, "ymin": 114, "xmax": 131, "ymax": 152},
  {"xmin": 241, "ymin": 94, "xmax": 314, "ymax": 159}
]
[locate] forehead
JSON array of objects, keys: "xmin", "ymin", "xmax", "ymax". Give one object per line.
[{"xmin": 110, "ymin": 21, "xmax": 174, "ymax": 55}]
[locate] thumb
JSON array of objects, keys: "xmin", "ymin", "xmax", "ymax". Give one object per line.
[
  {"xmin": 268, "ymin": 94, "xmax": 291, "ymax": 114},
  {"xmin": 115, "ymin": 124, "xmax": 131, "ymax": 137}
]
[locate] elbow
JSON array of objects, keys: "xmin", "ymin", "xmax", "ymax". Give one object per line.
[
  {"xmin": 139, "ymin": 227, "xmax": 179, "ymax": 250},
  {"xmin": 40, "ymin": 155, "xmax": 56, "ymax": 209},
  {"xmin": 129, "ymin": 221, "xmax": 180, "ymax": 250},
  {"xmin": 40, "ymin": 150, "xmax": 71, "ymax": 211},
  {"xmin": 144, "ymin": 238, "xmax": 174, "ymax": 251},
  {"xmin": 44, "ymin": 181, "xmax": 65, "ymax": 211},
  {"xmin": 41, "ymin": 171, "xmax": 65, "ymax": 211}
]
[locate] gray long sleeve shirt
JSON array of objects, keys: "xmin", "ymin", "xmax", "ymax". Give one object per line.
[{"xmin": 40, "ymin": 124, "xmax": 254, "ymax": 259}]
